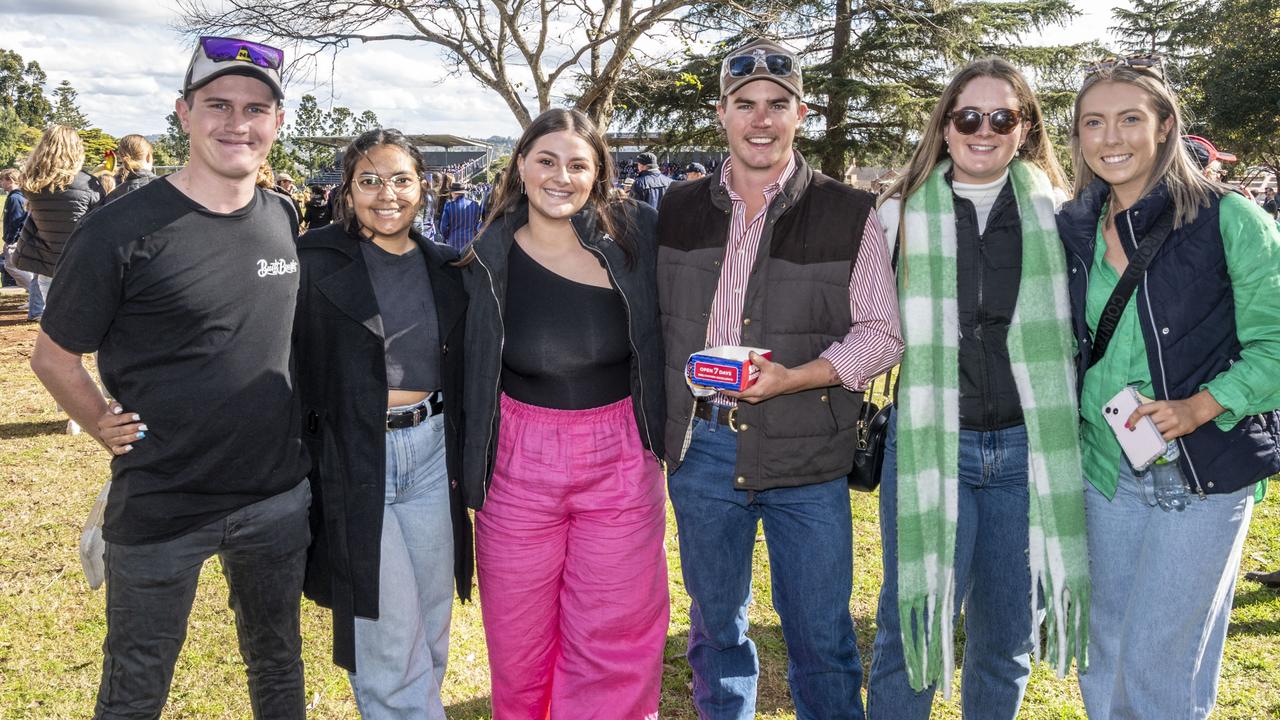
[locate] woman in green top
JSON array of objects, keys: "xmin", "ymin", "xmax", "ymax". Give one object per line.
[{"xmin": 1057, "ymin": 56, "xmax": 1280, "ymax": 719}]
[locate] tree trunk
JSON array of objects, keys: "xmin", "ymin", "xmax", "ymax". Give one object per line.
[{"xmin": 820, "ymin": 0, "xmax": 854, "ymax": 179}]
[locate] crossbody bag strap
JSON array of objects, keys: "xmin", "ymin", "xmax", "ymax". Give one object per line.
[{"xmin": 1088, "ymin": 205, "xmax": 1176, "ymax": 369}]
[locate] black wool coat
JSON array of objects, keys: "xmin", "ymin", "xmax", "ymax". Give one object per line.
[{"xmin": 294, "ymin": 222, "xmax": 473, "ymax": 672}]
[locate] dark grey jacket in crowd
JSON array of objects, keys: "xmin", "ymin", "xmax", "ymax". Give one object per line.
[
  {"xmin": 103, "ymin": 170, "xmax": 156, "ymax": 204},
  {"xmin": 459, "ymin": 198, "xmax": 665, "ymax": 510},
  {"xmin": 294, "ymin": 222, "xmax": 473, "ymax": 672},
  {"xmin": 13, "ymin": 171, "xmax": 102, "ymax": 277}
]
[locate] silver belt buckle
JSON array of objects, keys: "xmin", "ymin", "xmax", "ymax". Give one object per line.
[{"xmin": 412, "ymin": 405, "xmax": 423, "ymax": 426}]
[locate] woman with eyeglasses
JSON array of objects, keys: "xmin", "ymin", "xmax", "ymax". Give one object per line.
[
  {"xmin": 458, "ymin": 108, "xmax": 668, "ymax": 719},
  {"xmin": 866, "ymin": 57, "xmax": 1089, "ymax": 719},
  {"xmin": 294, "ymin": 128, "xmax": 472, "ymax": 719},
  {"xmin": 1057, "ymin": 57, "xmax": 1280, "ymax": 719}
]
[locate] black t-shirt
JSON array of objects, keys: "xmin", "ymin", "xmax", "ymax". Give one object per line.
[
  {"xmin": 42, "ymin": 179, "xmax": 309, "ymax": 545},
  {"xmin": 360, "ymin": 240, "xmax": 441, "ymax": 391}
]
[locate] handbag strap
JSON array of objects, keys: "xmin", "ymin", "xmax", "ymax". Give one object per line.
[{"xmin": 1088, "ymin": 204, "xmax": 1175, "ymax": 369}]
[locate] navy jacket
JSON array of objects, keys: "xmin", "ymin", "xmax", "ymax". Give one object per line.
[
  {"xmin": 631, "ymin": 169, "xmax": 672, "ymax": 210},
  {"xmin": 294, "ymin": 223, "xmax": 473, "ymax": 671},
  {"xmin": 3, "ymin": 189, "xmax": 27, "ymax": 246},
  {"xmin": 459, "ymin": 198, "xmax": 665, "ymax": 509},
  {"xmin": 1057, "ymin": 179, "xmax": 1280, "ymax": 495}
]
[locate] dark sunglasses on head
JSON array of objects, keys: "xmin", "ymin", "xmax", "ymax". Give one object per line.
[
  {"xmin": 199, "ymin": 36, "xmax": 284, "ymax": 70},
  {"xmin": 1083, "ymin": 53, "xmax": 1164, "ymax": 79},
  {"xmin": 946, "ymin": 108, "xmax": 1024, "ymax": 135},
  {"xmin": 725, "ymin": 52, "xmax": 795, "ymax": 78}
]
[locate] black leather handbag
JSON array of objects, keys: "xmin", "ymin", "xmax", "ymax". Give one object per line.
[{"xmin": 849, "ymin": 372, "xmax": 895, "ymax": 492}]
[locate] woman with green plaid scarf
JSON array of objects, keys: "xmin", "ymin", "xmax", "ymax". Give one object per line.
[{"xmin": 866, "ymin": 58, "xmax": 1091, "ymax": 719}]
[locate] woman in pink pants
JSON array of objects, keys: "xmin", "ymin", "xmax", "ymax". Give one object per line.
[{"xmin": 458, "ymin": 108, "xmax": 669, "ymax": 719}]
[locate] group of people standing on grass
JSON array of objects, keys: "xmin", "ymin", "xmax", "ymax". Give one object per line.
[{"xmin": 22, "ymin": 31, "xmax": 1280, "ymax": 720}]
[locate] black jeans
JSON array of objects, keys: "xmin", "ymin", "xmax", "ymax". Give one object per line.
[{"xmin": 94, "ymin": 479, "xmax": 311, "ymax": 720}]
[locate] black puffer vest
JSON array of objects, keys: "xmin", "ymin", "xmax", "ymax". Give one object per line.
[
  {"xmin": 657, "ymin": 153, "xmax": 875, "ymax": 489},
  {"xmin": 14, "ymin": 171, "xmax": 102, "ymax": 276}
]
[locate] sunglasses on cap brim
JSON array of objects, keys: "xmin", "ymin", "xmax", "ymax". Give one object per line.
[
  {"xmin": 724, "ymin": 52, "xmax": 796, "ymax": 79},
  {"xmin": 945, "ymin": 108, "xmax": 1025, "ymax": 135},
  {"xmin": 199, "ymin": 36, "xmax": 284, "ymax": 70}
]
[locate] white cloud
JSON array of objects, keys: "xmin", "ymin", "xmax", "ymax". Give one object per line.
[{"xmin": 0, "ymin": 0, "xmax": 1124, "ymax": 140}]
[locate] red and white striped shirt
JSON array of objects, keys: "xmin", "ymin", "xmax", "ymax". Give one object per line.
[{"xmin": 706, "ymin": 156, "xmax": 902, "ymax": 401}]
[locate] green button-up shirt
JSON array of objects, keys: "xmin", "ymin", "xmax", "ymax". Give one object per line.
[{"xmin": 1080, "ymin": 193, "xmax": 1280, "ymax": 499}]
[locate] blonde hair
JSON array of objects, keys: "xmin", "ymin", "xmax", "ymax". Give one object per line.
[
  {"xmin": 256, "ymin": 161, "xmax": 274, "ymax": 189},
  {"xmin": 91, "ymin": 166, "xmax": 117, "ymax": 195},
  {"xmin": 0, "ymin": 168, "xmax": 21, "ymax": 185},
  {"xmin": 1070, "ymin": 65, "xmax": 1228, "ymax": 228},
  {"xmin": 882, "ymin": 57, "xmax": 1067, "ymax": 212},
  {"xmin": 115, "ymin": 134, "xmax": 154, "ymax": 176},
  {"xmin": 22, "ymin": 125, "xmax": 84, "ymax": 195}
]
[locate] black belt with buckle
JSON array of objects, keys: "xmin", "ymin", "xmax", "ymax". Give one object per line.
[
  {"xmin": 693, "ymin": 400, "xmax": 738, "ymax": 431},
  {"xmin": 386, "ymin": 394, "xmax": 444, "ymax": 431}
]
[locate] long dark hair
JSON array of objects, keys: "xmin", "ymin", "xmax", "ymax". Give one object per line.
[
  {"xmin": 335, "ymin": 128, "xmax": 430, "ymax": 239},
  {"xmin": 481, "ymin": 108, "xmax": 634, "ymax": 262}
]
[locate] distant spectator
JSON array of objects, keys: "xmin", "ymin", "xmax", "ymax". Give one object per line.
[
  {"xmin": 304, "ymin": 184, "xmax": 333, "ymax": 229},
  {"xmin": 438, "ymin": 181, "xmax": 482, "ymax": 251},
  {"xmin": 273, "ymin": 171, "xmax": 303, "ymax": 220},
  {"xmin": 684, "ymin": 162, "xmax": 707, "ymax": 182},
  {"xmin": 629, "ymin": 151, "xmax": 671, "ymax": 209},
  {"xmin": 435, "ymin": 172, "xmax": 456, "ymax": 226},
  {"xmin": 105, "ymin": 135, "xmax": 157, "ymax": 203},
  {"xmin": 1, "ymin": 168, "xmax": 29, "ymax": 289},
  {"xmin": 12, "ymin": 124, "xmax": 103, "ymax": 322},
  {"xmin": 1262, "ymin": 187, "xmax": 1277, "ymax": 219}
]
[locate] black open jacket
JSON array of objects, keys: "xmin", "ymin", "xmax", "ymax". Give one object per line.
[{"xmin": 294, "ymin": 222, "xmax": 472, "ymax": 672}]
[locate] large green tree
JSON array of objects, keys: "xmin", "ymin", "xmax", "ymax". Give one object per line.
[
  {"xmin": 1109, "ymin": 0, "xmax": 1196, "ymax": 56},
  {"xmin": 50, "ymin": 80, "xmax": 90, "ymax": 129},
  {"xmin": 613, "ymin": 0, "xmax": 1085, "ymax": 177},
  {"xmin": 1183, "ymin": 0, "xmax": 1280, "ymax": 179},
  {"xmin": 155, "ymin": 110, "xmax": 189, "ymax": 166}
]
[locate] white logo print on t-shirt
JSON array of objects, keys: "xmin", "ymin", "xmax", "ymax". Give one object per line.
[{"xmin": 257, "ymin": 258, "xmax": 299, "ymax": 277}]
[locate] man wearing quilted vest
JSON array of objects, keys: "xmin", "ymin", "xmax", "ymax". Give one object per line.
[{"xmin": 656, "ymin": 37, "xmax": 903, "ymax": 720}]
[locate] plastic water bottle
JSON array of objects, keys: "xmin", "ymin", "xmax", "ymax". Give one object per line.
[{"xmin": 1150, "ymin": 441, "xmax": 1187, "ymax": 512}]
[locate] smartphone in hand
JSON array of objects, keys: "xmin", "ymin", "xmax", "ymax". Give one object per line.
[{"xmin": 1102, "ymin": 386, "xmax": 1167, "ymax": 471}]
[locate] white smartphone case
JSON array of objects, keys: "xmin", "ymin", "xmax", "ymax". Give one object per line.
[{"xmin": 1102, "ymin": 386, "xmax": 1167, "ymax": 471}]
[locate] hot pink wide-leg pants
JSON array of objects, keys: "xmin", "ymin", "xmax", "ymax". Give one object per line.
[{"xmin": 476, "ymin": 393, "xmax": 669, "ymax": 720}]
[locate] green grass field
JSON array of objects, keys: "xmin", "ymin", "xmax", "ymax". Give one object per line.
[{"xmin": 2, "ymin": 288, "xmax": 1279, "ymax": 718}]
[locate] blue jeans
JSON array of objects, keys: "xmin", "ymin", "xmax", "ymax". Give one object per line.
[
  {"xmin": 26, "ymin": 271, "xmax": 46, "ymax": 319},
  {"xmin": 867, "ymin": 412, "xmax": 1034, "ymax": 720},
  {"xmin": 668, "ymin": 416, "xmax": 864, "ymax": 720},
  {"xmin": 95, "ymin": 479, "xmax": 311, "ymax": 720},
  {"xmin": 1080, "ymin": 461, "xmax": 1253, "ymax": 720},
  {"xmin": 350, "ymin": 411, "xmax": 454, "ymax": 720}
]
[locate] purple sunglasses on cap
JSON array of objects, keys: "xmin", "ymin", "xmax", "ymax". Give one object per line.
[{"xmin": 199, "ymin": 36, "xmax": 284, "ymax": 70}]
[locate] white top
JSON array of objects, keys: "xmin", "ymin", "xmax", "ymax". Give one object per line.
[{"xmin": 952, "ymin": 171, "xmax": 1009, "ymax": 236}]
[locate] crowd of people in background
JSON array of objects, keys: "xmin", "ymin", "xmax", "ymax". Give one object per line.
[{"xmin": 3, "ymin": 31, "xmax": 1280, "ymax": 720}]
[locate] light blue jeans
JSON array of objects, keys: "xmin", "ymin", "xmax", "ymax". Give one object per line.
[
  {"xmin": 349, "ymin": 410, "xmax": 454, "ymax": 720},
  {"xmin": 867, "ymin": 411, "xmax": 1034, "ymax": 719},
  {"xmin": 1080, "ymin": 461, "xmax": 1253, "ymax": 720}
]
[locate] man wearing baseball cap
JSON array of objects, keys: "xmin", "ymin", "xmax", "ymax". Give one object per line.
[
  {"xmin": 684, "ymin": 162, "xmax": 707, "ymax": 181},
  {"xmin": 630, "ymin": 150, "xmax": 672, "ymax": 209},
  {"xmin": 31, "ymin": 36, "xmax": 311, "ymax": 718},
  {"xmin": 656, "ymin": 37, "xmax": 902, "ymax": 719}
]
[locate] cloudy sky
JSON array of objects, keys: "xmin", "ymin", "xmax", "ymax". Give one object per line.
[{"xmin": 0, "ymin": 0, "xmax": 1119, "ymax": 139}]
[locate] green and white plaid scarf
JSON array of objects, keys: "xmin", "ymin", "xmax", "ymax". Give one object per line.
[{"xmin": 895, "ymin": 159, "xmax": 1090, "ymax": 697}]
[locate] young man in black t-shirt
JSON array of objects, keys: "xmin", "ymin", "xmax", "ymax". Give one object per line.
[{"xmin": 30, "ymin": 37, "xmax": 310, "ymax": 719}]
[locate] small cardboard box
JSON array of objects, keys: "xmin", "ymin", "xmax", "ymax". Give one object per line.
[{"xmin": 686, "ymin": 346, "xmax": 772, "ymax": 393}]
